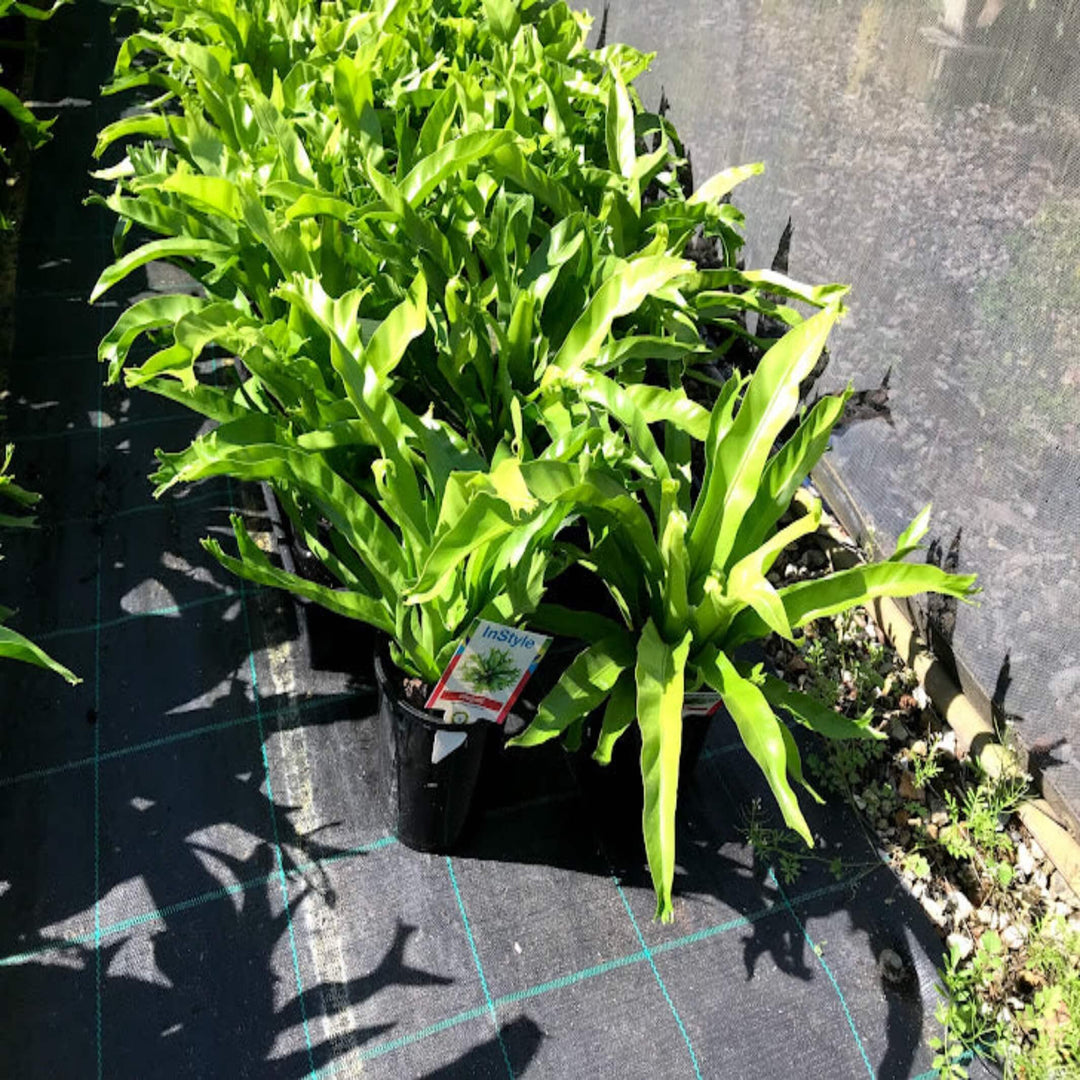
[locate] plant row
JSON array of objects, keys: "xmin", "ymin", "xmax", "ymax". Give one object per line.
[
  {"xmin": 1, "ymin": 0, "xmax": 80, "ymax": 683},
  {"xmin": 92, "ymin": 0, "xmax": 977, "ymax": 920},
  {"xmin": 0, "ymin": 446, "xmax": 79, "ymax": 682}
]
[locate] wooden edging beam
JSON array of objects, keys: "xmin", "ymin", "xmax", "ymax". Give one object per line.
[
  {"xmin": 870, "ymin": 594, "xmax": 1080, "ymax": 901},
  {"xmin": 806, "ymin": 505, "xmax": 1080, "ymax": 901}
]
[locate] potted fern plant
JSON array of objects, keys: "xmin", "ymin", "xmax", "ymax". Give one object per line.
[
  {"xmin": 143, "ymin": 284, "xmax": 584, "ymax": 848},
  {"xmin": 509, "ymin": 304, "xmax": 979, "ymax": 921}
]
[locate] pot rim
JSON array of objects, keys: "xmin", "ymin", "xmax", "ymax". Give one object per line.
[{"xmin": 374, "ymin": 635, "xmax": 486, "ymax": 730}]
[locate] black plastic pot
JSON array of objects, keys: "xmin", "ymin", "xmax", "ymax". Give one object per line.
[
  {"xmin": 573, "ymin": 709, "xmax": 715, "ymax": 814},
  {"xmin": 374, "ymin": 640, "xmax": 491, "ymax": 853}
]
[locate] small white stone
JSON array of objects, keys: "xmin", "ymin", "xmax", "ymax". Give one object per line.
[
  {"xmin": 939, "ymin": 730, "xmax": 957, "ymax": 759},
  {"xmin": 1002, "ymin": 925, "xmax": 1024, "ymax": 951},
  {"xmin": 947, "ymin": 889, "xmax": 974, "ymax": 924},
  {"xmin": 513, "ymin": 941, "xmax": 522, "ymax": 955},
  {"xmin": 912, "ymin": 685, "xmax": 929, "ymax": 710},
  {"xmin": 1015, "ymin": 843, "xmax": 1035, "ymax": 879},
  {"xmin": 977, "ymin": 907, "xmax": 995, "ymax": 927},
  {"xmin": 946, "ymin": 932, "xmax": 974, "ymax": 960},
  {"xmin": 923, "ymin": 897, "xmax": 948, "ymax": 928},
  {"xmin": 878, "ymin": 948, "xmax": 906, "ymax": 983}
]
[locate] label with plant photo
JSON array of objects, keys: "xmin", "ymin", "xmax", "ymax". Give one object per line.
[
  {"xmin": 425, "ymin": 620, "xmax": 551, "ymax": 724},
  {"xmin": 682, "ymin": 693, "xmax": 724, "ymax": 718}
]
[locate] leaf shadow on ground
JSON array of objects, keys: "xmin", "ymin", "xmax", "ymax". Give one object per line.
[
  {"xmin": 455, "ymin": 696, "xmax": 968, "ymax": 1080},
  {"xmin": 0, "ymin": 520, "xmax": 550, "ymax": 1077}
]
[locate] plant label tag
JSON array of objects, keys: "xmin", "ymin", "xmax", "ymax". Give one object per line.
[
  {"xmin": 425, "ymin": 619, "xmax": 551, "ymax": 725},
  {"xmin": 431, "ymin": 729, "xmax": 468, "ymax": 765},
  {"xmin": 683, "ymin": 692, "xmax": 723, "ymax": 718}
]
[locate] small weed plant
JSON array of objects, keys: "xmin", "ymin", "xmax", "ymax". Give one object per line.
[
  {"xmin": 934, "ymin": 917, "xmax": 1080, "ymax": 1080},
  {"xmin": 759, "ymin": 606, "xmax": 1076, "ymax": 1079},
  {"xmin": 911, "ymin": 738, "xmax": 945, "ymax": 790},
  {"xmin": 802, "ymin": 609, "xmax": 888, "ymax": 717},
  {"xmin": 738, "ymin": 799, "xmax": 852, "ymax": 884}
]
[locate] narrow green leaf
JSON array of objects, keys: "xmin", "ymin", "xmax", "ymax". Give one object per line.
[
  {"xmin": 688, "ymin": 304, "xmax": 839, "ymax": 582},
  {"xmin": 203, "ymin": 515, "xmax": 394, "ymax": 634},
  {"xmin": 723, "ymin": 499, "xmax": 823, "ymax": 642},
  {"xmin": 400, "ymin": 130, "xmax": 514, "ymax": 207},
  {"xmin": 365, "ymin": 160, "xmax": 453, "ymax": 273},
  {"xmin": 416, "ymin": 82, "xmax": 460, "ymax": 159},
  {"xmin": 0, "ymin": 626, "xmax": 80, "ymax": 684},
  {"xmin": 659, "ymin": 505, "xmax": 690, "ymax": 640},
  {"xmin": 282, "ymin": 191, "xmax": 367, "ymax": 224},
  {"xmin": 407, "ymin": 492, "xmax": 519, "ymax": 604},
  {"xmin": 545, "ymin": 256, "xmax": 693, "ymax": 384},
  {"xmin": 91, "ymin": 237, "xmax": 234, "ymax": 303},
  {"xmin": 758, "ymin": 673, "xmax": 884, "ymax": 741},
  {"xmin": 93, "ymin": 113, "xmax": 169, "ymax": 158},
  {"xmin": 488, "ymin": 142, "xmax": 580, "ymax": 218},
  {"xmin": 621, "ymin": 383, "xmax": 710, "ymax": 441},
  {"xmin": 364, "ymin": 270, "xmax": 428, "ymax": 379},
  {"xmin": 577, "ymin": 371, "xmax": 670, "ymax": 483},
  {"xmin": 724, "ymin": 561, "xmax": 980, "ymax": 648},
  {"xmin": 481, "ymin": 0, "xmax": 521, "ymax": 41},
  {"xmin": 636, "ymin": 620, "xmax": 692, "ymax": 922},
  {"xmin": 686, "ymin": 162, "xmax": 764, "ymax": 206},
  {"xmin": 98, "ymin": 294, "xmax": 209, "ymax": 383},
  {"xmin": 520, "ymin": 461, "xmax": 664, "ymax": 583},
  {"xmin": 593, "ymin": 669, "xmax": 636, "ymax": 765},
  {"xmin": 891, "ymin": 504, "xmax": 932, "ymax": 561},
  {"xmin": 529, "ymin": 604, "xmax": 626, "ymax": 643},
  {"xmin": 605, "ymin": 68, "xmax": 635, "ymax": 180},
  {"xmin": 779, "ymin": 722, "xmax": 824, "ymax": 804},
  {"xmin": 729, "ymin": 390, "xmax": 850, "ymax": 565},
  {"xmin": 13, "ymin": 0, "xmax": 70, "ymax": 22},
  {"xmin": 150, "ymin": 419, "xmax": 409, "ymax": 589},
  {"xmin": 685, "ymin": 267, "xmax": 849, "ymax": 309},
  {"xmin": 161, "ymin": 172, "xmax": 244, "ymax": 221},
  {"xmin": 135, "ymin": 377, "xmax": 252, "ymax": 425},
  {"xmin": 699, "ymin": 649, "xmax": 812, "ymax": 846},
  {"xmin": 507, "ymin": 633, "xmax": 635, "ymax": 748},
  {"xmin": 594, "ymin": 334, "xmax": 709, "ymax": 374}
]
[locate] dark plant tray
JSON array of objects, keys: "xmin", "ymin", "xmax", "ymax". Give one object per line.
[{"xmin": 256, "ymin": 480, "xmax": 375, "ymax": 679}]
